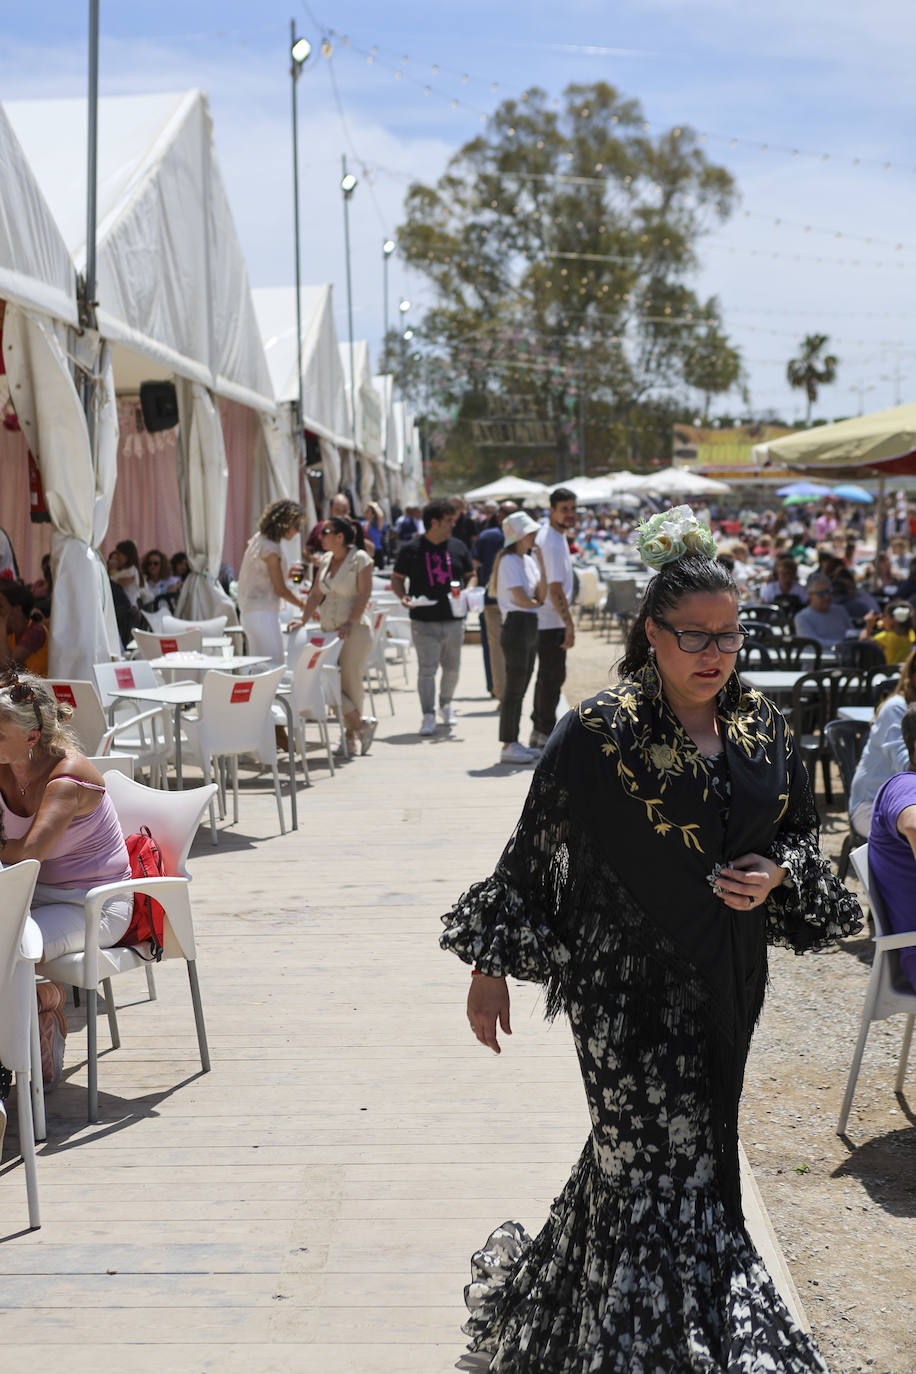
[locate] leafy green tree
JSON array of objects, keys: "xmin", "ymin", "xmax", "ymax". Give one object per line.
[
  {"xmin": 786, "ymin": 333, "xmax": 839, "ymax": 426},
  {"xmin": 395, "ymin": 82, "xmax": 738, "ymax": 479},
  {"xmin": 681, "ymin": 298, "xmax": 744, "ymax": 423}
]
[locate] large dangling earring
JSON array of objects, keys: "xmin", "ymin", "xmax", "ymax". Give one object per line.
[
  {"xmin": 723, "ymin": 669, "xmax": 742, "ymax": 709},
  {"xmin": 643, "ymin": 646, "xmax": 662, "ymax": 698}
]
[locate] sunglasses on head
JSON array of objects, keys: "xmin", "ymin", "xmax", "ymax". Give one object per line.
[{"xmin": 0, "ymin": 667, "xmax": 43, "ymax": 734}]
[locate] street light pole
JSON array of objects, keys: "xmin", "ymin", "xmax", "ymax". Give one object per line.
[
  {"xmin": 382, "ymin": 239, "xmax": 395, "ymax": 369},
  {"xmin": 289, "ymin": 23, "xmax": 312, "ymax": 511},
  {"xmin": 341, "ymin": 157, "xmax": 358, "ymax": 447}
]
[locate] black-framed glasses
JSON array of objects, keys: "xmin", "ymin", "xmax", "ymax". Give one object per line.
[
  {"xmin": 0, "ymin": 667, "xmax": 44, "ymax": 732},
  {"xmin": 654, "ymin": 618, "xmax": 748, "ymax": 654}
]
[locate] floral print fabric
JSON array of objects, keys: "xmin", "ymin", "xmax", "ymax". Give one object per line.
[
  {"xmin": 441, "ymin": 715, "xmax": 859, "ymax": 1371},
  {"xmin": 458, "ymin": 903, "xmax": 830, "ymax": 1372}
]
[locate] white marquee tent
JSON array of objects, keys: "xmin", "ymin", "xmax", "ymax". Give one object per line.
[
  {"xmin": 252, "ymin": 284, "xmax": 351, "ymax": 514},
  {"xmin": 0, "ymin": 102, "xmax": 119, "ymax": 676},
  {"xmin": 5, "ymin": 91, "xmax": 279, "ymax": 630}
]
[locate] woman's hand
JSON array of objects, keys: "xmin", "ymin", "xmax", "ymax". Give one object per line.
[
  {"xmin": 715, "ymin": 853, "xmax": 786, "ymax": 911},
  {"xmin": 338, "ymin": 619, "xmax": 353, "ymax": 640},
  {"xmin": 467, "ymin": 973, "xmax": 511, "ymax": 1054}
]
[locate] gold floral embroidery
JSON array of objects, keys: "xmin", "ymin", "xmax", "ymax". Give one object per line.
[{"xmin": 578, "ymin": 674, "xmax": 788, "ymax": 851}]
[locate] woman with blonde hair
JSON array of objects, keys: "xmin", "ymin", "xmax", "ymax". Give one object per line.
[
  {"xmin": 0, "ymin": 668, "xmax": 134, "ymax": 1146},
  {"xmin": 236, "ymin": 499, "xmax": 307, "ymax": 667}
]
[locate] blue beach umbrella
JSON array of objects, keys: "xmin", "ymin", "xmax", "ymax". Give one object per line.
[
  {"xmin": 775, "ymin": 481, "xmax": 833, "ymax": 499},
  {"xmin": 831, "ymin": 483, "xmax": 874, "ymax": 504}
]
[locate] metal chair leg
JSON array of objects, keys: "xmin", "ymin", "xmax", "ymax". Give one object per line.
[
  {"xmin": 145, "ymin": 965, "xmax": 158, "ymax": 1001},
  {"xmin": 896, "ymin": 1013, "xmax": 914, "ymax": 1093},
  {"xmin": 186, "ymin": 960, "xmax": 210, "ymax": 1073},
  {"xmin": 29, "ymin": 996, "xmax": 46, "ymax": 1142},
  {"xmin": 837, "ymin": 960, "xmax": 882, "ymax": 1134},
  {"xmin": 102, "ymin": 978, "xmax": 120, "ymax": 1049},
  {"xmin": 87, "ymin": 988, "xmax": 99, "ymax": 1123},
  {"xmin": 15, "ymin": 1067, "xmax": 40, "ymax": 1229}
]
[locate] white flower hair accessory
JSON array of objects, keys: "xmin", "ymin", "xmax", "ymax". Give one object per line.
[{"xmin": 635, "ymin": 505, "xmax": 717, "ymax": 572}]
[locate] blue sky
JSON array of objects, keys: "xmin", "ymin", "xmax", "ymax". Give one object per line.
[{"xmin": 2, "ymin": 1, "xmax": 914, "ymax": 423}]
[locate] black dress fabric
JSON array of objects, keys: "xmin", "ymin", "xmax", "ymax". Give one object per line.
[{"xmin": 441, "ymin": 669, "xmax": 862, "ymax": 1373}]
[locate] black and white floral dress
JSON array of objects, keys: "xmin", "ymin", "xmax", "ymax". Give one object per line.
[{"xmin": 441, "ymin": 671, "xmax": 861, "ymax": 1373}]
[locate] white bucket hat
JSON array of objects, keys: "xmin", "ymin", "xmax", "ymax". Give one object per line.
[{"xmin": 502, "ymin": 511, "xmax": 540, "ymax": 547}]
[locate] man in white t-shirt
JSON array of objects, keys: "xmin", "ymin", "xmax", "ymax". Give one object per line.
[{"xmin": 530, "ymin": 487, "xmax": 577, "ymax": 748}]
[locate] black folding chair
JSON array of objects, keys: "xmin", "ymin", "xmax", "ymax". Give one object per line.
[
  {"xmin": 823, "ymin": 718, "xmax": 870, "ymax": 880},
  {"xmin": 790, "ymin": 668, "xmax": 837, "ymax": 803},
  {"xmin": 784, "ymin": 636, "xmax": 823, "ymax": 670},
  {"xmin": 835, "ymin": 640, "xmax": 886, "ymax": 670},
  {"xmin": 736, "ymin": 639, "xmax": 775, "ymax": 671}
]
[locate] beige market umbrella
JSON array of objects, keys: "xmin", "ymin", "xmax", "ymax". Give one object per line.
[{"xmin": 750, "ymin": 403, "xmax": 916, "ymax": 476}]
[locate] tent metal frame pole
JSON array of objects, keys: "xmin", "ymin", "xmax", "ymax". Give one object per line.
[
  {"xmin": 290, "ymin": 19, "xmax": 306, "ymax": 512},
  {"xmin": 342, "ymin": 154, "xmax": 357, "ymax": 450},
  {"xmin": 82, "ymin": 0, "xmax": 100, "ymax": 464},
  {"xmin": 85, "ymin": 0, "xmax": 99, "ymax": 319}
]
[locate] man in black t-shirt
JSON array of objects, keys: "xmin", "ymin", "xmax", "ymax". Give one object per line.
[{"xmin": 392, "ymin": 499, "xmax": 475, "ymax": 736}]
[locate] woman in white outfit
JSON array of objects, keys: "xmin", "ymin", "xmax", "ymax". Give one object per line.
[{"xmin": 237, "ymin": 500, "xmax": 307, "ymax": 667}]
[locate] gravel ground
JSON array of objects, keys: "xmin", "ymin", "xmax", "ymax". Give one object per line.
[{"xmin": 563, "ymin": 619, "xmax": 916, "ymax": 1374}]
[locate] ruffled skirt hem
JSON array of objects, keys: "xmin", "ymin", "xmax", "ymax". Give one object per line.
[{"xmin": 461, "ymin": 1143, "xmax": 830, "ymax": 1374}]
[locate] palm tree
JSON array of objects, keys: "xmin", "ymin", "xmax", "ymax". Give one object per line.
[{"xmin": 786, "ymin": 334, "xmax": 839, "ymax": 426}]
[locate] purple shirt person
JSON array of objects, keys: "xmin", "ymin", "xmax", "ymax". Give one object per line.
[{"xmin": 867, "ymin": 702, "xmax": 916, "ymax": 992}]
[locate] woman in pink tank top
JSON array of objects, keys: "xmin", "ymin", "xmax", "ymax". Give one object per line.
[{"xmin": 0, "ymin": 669, "xmax": 132, "ymax": 1123}]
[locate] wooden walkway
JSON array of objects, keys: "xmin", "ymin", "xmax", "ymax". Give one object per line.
[{"xmin": 0, "ymin": 641, "xmax": 804, "ymax": 1370}]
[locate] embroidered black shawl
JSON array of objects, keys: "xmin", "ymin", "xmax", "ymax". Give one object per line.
[{"xmin": 441, "ymin": 666, "xmax": 862, "ymax": 1222}]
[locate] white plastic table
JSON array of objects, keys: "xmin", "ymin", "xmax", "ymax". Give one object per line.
[
  {"xmin": 740, "ymin": 670, "xmax": 808, "ymax": 701},
  {"xmin": 149, "ymin": 651, "xmax": 270, "ymax": 676},
  {"xmin": 837, "ymin": 705, "xmax": 874, "ymax": 724},
  {"xmin": 111, "ymin": 679, "xmax": 298, "ymax": 829}
]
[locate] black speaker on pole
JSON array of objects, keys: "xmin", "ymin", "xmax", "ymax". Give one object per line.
[{"xmin": 139, "ymin": 380, "xmax": 179, "ymax": 432}]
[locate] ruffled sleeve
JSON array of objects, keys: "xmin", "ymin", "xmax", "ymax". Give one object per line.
[
  {"xmin": 764, "ymin": 734, "xmax": 863, "ymax": 952},
  {"xmin": 440, "ymin": 767, "xmax": 573, "ymax": 982}
]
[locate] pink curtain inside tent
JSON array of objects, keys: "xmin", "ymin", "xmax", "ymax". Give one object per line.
[{"xmin": 0, "ymin": 392, "xmax": 258, "ymax": 583}]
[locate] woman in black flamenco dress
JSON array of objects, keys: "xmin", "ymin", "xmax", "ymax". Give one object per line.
[{"xmin": 441, "ymin": 541, "xmax": 861, "ymax": 1374}]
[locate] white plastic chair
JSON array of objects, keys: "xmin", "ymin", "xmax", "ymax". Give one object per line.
[
  {"xmin": 364, "ymin": 609, "xmax": 395, "ymax": 716},
  {"xmin": 47, "ymin": 680, "xmax": 166, "ymax": 768},
  {"xmin": 384, "ymin": 612, "xmax": 412, "ymax": 683},
  {"xmin": 279, "ymin": 636, "xmax": 343, "ymax": 782},
  {"xmin": 838, "ymin": 844, "xmax": 916, "ymax": 1133},
  {"xmin": 35, "ymin": 773, "xmax": 217, "ymax": 1123},
  {"xmin": 0, "ymin": 859, "xmax": 42, "ymax": 1227},
  {"xmin": 91, "ymin": 662, "xmax": 175, "ymax": 787},
  {"xmin": 576, "ymin": 566, "xmax": 601, "ymax": 626},
  {"xmin": 133, "ymin": 628, "xmax": 203, "ymax": 660},
  {"xmin": 181, "ymin": 667, "xmax": 287, "ymax": 844}
]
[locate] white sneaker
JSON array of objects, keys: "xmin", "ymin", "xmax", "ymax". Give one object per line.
[
  {"xmin": 439, "ymin": 703, "xmax": 457, "ymax": 726},
  {"xmin": 500, "ymin": 742, "xmax": 538, "ymax": 766},
  {"xmin": 359, "ymin": 717, "xmax": 378, "ymax": 755},
  {"xmin": 419, "ymin": 713, "xmax": 437, "ymax": 736},
  {"xmin": 529, "ymin": 729, "xmax": 549, "ymax": 749}
]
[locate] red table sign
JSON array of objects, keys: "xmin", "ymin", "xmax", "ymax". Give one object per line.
[
  {"xmin": 52, "ymin": 684, "xmax": 76, "ymax": 708},
  {"xmin": 114, "ymin": 667, "xmax": 135, "ymax": 688},
  {"xmin": 230, "ymin": 681, "xmax": 254, "ymax": 704},
  {"xmin": 158, "ymin": 638, "xmax": 179, "ymax": 654}
]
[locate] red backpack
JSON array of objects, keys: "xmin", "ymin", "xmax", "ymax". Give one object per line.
[{"xmin": 117, "ymin": 826, "xmax": 166, "ymax": 961}]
